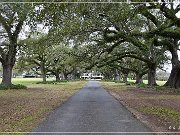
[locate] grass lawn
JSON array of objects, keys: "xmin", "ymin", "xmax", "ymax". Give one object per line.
[
  {"xmin": 0, "ymin": 78, "xmax": 87, "ymax": 133},
  {"xmin": 13, "ymin": 78, "xmax": 55, "ymax": 85},
  {"xmin": 101, "ymin": 81, "xmax": 180, "ymax": 132},
  {"xmin": 128, "ymin": 79, "xmax": 166, "ymax": 86}
]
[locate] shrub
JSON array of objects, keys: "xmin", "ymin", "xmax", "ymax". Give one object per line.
[{"xmin": 0, "ymin": 84, "xmax": 27, "ymax": 90}]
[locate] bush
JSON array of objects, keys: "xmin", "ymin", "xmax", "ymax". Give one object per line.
[{"xmin": 0, "ymin": 84, "xmax": 27, "ymax": 90}]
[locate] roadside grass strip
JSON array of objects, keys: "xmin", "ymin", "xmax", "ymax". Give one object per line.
[{"xmin": 138, "ymin": 106, "xmax": 180, "ymax": 124}]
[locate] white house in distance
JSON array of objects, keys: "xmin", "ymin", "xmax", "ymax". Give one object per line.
[{"xmin": 80, "ymin": 72, "xmax": 104, "ymax": 80}]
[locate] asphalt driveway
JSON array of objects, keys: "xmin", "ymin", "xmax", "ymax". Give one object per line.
[{"xmin": 30, "ymin": 81, "xmax": 153, "ymax": 135}]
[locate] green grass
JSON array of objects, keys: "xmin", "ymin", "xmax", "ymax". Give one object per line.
[
  {"xmin": 102, "ymin": 79, "xmax": 166, "ymax": 86},
  {"xmin": 141, "ymin": 95, "xmax": 180, "ymax": 100},
  {"xmin": 0, "ymin": 78, "xmax": 167, "ymax": 86},
  {"xmin": 0, "ymin": 78, "xmax": 70, "ymax": 89},
  {"xmin": 101, "ymin": 81, "xmax": 131, "ymax": 92},
  {"xmin": 0, "ymin": 78, "xmax": 55, "ymax": 85},
  {"xmin": 12, "ymin": 78, "xmax": 55, "ymax": 85},
  {"xmin": 138, "ymin": 106, "xmax": 180, "ymax": 123},
  {"xmin": 102, "ymin": 79, "xmax": 167, "ymax": 87},
  {"xmin": 128, "ymin": 79, "xmax": 166, "ymax": 86},
  {"xmin": 101, "ymin": 81, "xmax": 126, "ymax": 86},
  {"xmin": 0, "ymin": 84, "xmax": 27, "ymax": 90}
]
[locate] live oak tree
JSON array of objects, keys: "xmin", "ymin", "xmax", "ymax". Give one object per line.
[
  {"xmin": 19, "ymin": 32, "xmax": 81, "ymax": 82},
  {"xmin": 0, "ymin": 2, "xmax": 70, "ymax": 86},
  {"xmin": 0, "ymin": 3, "xmax": 35, "ymax": 86},
  {"xmin": 47, "ymin": 45, "xmax": 78, "ymax": 81},
  {"xmin": 113, "ymin": 59, "xmax": 148, "ymax": 84},
  {"xmin": 134, "ymin": 1, "xmax": 180, "ymax": 88},
  {"xmin": 19, "ymin": 34, "xmax": 52, "ymax": 82},
  {"xmin": 86, "ymin": 1, "xmax": 178, "ymax": 87}
]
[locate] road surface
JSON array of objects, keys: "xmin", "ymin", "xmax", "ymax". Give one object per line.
[{"xmin": 30, "ymin": 81, "xmax": 153, "ymax": 135}]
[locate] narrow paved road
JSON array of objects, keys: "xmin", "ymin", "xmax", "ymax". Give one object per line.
[{"xmin": 30, "ymin": 81, "xmax": 153, "ymax": 135}]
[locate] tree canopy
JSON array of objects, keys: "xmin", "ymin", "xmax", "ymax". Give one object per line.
[{"xmin": 0, "ymin": 0, "xmax": 180, "ymax": 88}]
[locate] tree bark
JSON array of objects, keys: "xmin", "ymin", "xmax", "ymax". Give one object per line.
[
  {"xmin": 164, "ymin": 42, "xmax": 180, "ymax": 88},
  {"xmin": 121, "ymin": 69, "xmax": 129, "ymax": 83},
  {"xmin": 123, "ymin": 73, "xmax": 128, "ymax": 82},
  {"xmin": 147, "ymin": 63, "xmax": 157, "ymax": 86},
  {"xmin": 55, "ymin": 71, "xmax": 60, "ymax": 81},
  {"xmin": 135, "ymin": 73, "xmax": 143, "ymax": 84},
  {"xmin": 114, "ymin": 69, "xmax": 120, "ymax": 80},
  {"xmin": 1, "ymin": 64, "xmax": 13, "ymax": 86},
  {"xmin": 64, "ymin": 73, "xmax": 68, "ymax": 80},
  {"xmin": 1, "ymin": 38, "xmax": 17, "ymax": 86},
  {"xmin": 164, "ymin": 64, "xmax": 180, "ymax": 88},
  {"xmin": 40, "ymin": 61, "xmax": 46, "ymax": 83}
]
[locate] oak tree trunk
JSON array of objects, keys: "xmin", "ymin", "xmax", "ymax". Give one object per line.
[
  {"xmin": 2, "ymin": 64, "xmax": 13, "ymax": 86},
  {"xmin": 40, "ymin": 61, "xmax": 46, "ymax": 83},
  {"xmin": 164, "ymin": 44, "xmax": 180, "ymax": 88},
  {"xmin": 135, "ymin": 73, "xmax": 143, "ymax": 84},
  {"xmin": 164, "ymin": 64, "xmax": 180, "ymax": 88},
  {"xmin": 55, "ymin": 71, "xmax": 60, "ymax": 81},
  {"xmin": 62, "ymin": 71, "xmax": 68, "ymax": 80},
  {"xmin": 148, "ymin": 64, "xmax": 157, "ymax": 86},
  {"xmin": 123, "ymin": 73, "xmax": 128, "ymax": 83},
  {"xmin": 1, "ymin": 38, "xmax": 17, "ymax": 87},
  {"xmin": 114, "ymin": 69, "xmax": 120, "ymax": 80},
  {"xmin": 64, "ymin": 74, "xmax": 68, "ymax": 80}
]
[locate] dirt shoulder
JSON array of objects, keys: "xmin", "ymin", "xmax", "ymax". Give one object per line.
[
  {"xmin": 101, "ymin": 81, "xmax": 180, "ymax": 135},
  {"xmin": 0, "ymin": 81, "xmax": 86, "ymax": 133}
]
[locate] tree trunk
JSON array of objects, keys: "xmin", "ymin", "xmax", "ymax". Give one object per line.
[
  {"xmin": 123, "ymin": 73, "xmax": 128, "ymax": 82},
  {"xmin": 1, "ymin": 64, "xmax": 13, "ymax": 86},
  {"xmin": 114, "ymin": 69, "xmax": 120, "ymax": 80},
  {"xmin": 135, "ymin": 73, "xmax": 143, "ymax": 84},
  {"xmin": 55, "ymin": 71, "xmax": 60, "ymax": 81},
  {"xmin": 148, "ymin": 63, "xmax": 157, "ymax": 86},
  {"xmin": 164, "ymin": 42, "xmax": 180, "ymax": 88},
  {"xmin": 1, "ymin": 38, "xmax": 16, "ymax": 87},
  {"xmin": 118, "ymin": 71, "xmax": 121, "ymax": 80},
  {"xmin": 64, "ymin": 74, "xmax": 68, "ymax": 80},
  {"xmin": 164, "ymin": 64, "xmax": 180, "ymax": 88},
  {"xmin": 42, "ymin": 73, "xmax": 46, "ymax": 82},
  {"xmin": 40, "ymin": 61, "xmax": 46, "ymax": 83}
]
